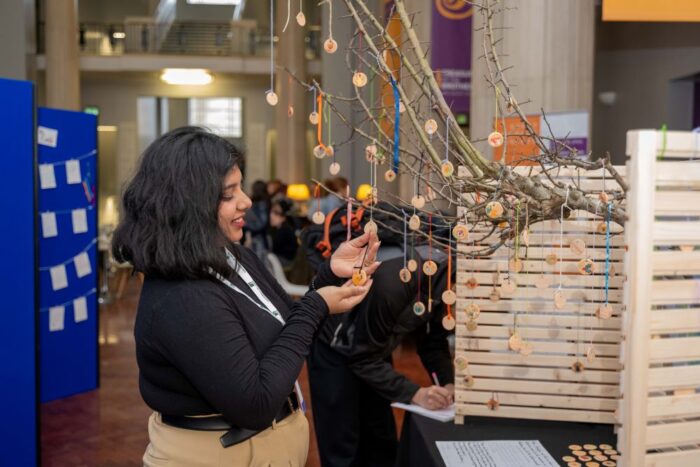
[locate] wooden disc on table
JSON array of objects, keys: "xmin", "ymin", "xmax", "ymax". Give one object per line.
[
  {"xmin": 583, "ymin": 445, "xmax": 598, "ymax": 451},
  {"xmin": 413, "ymin": 301, "xmax": 426, "ymax": 316},
  {"xmin": 442, "ymin": 314, "xmax": 456, "ymax": 331},
  {"xmin": 485, "ymin": 201, "xmax": 504, "ymax": 219},
  {"xmin": 509, "ymin": 258, "xmax": 524, "ymax": 273},
  {"xmin": 589, "ymin": 450, "xmax": 602, "ymax": 456},
  {"xmin": 423, "ymin": 260, "xmax": 438, "ymax": 276},
  {"xmin": 563, "ymin": 456, "xmax": 576, "ymax": 463},
  {"xmin": 454, "ymin": 356, "xmax": 469, "ymax": 371},
  {"xmin": 364, "ymin": 220, "xmax": 378, "ymax": 235},
  {"xmin": 464, "ymin": 374, "xmax": 475, "ymax": 387},
  {"xmin": 265, "ymin": 91, "xmax": 278, "ymax": 106},
  {"xmin": 465, "ymin": 303, "xmax": 480, "ymax": 320},
  {"xmin": 313, "ymin": 144, "xmax": 327, "ymax": 159},
  {"xmin": 571, "ymin": 361, "xmax": 585, "ymax": 373},
  {"xmin": 554, "ymin": 289, "xmax": 567, "ymax": 309},
  {"xmin": 569, "ymin": 444, "xmax": 583, "ymax": 451},
  {"xmin": 323, "ymin": 38, "xmax": 338, "ymax": 53},
  {"xmin": 442, "ymin": 289, "xmax": 457, "ymax": 305},
  {"xmin": 466, "ymin": 277, "xmax": 478, "ymax": 289},
  {"xmin": 596, "ymin": 304, "xmax": 613, "ymax": 319},
  {"xmin": 407, "ymin": 259, "xmax": 418, "ymax": 272},
  {"xmin": 508, "ymin": 332, "xmax": 523, "ymax": 351},
  {"xmin": 603, "ymin": 450, "xmax": 616, "ymax": 455},
  {"xmin": 411, "ymin": 195, "xmax": 426, "ymax": 209},
  {"xmin": 585, "ymin": 462, "xmax": 600, "ymax": 467},
  {"xmin": 309, "ymin": 111, "xmax": 319, "ymax": 125},
  {"xmin": 487, "ymin": 131, "xmax": 504, "ymax": 148},
  {"xmin": 352, "ymin": 269, "xmax": 368, "ymax": 286},
  {"xmin": 424, "ymin": 118, "xmax": 438, "ymax": 135},
  {"xmin": 296, "ymin": 11, "xmax": 306, "ymax": 26},
  {"xmin": 384, "ymin": 169, "xmax": 396, "ymax": 182},
  {"xmin": 452, "ymin": 224, "xmax": 469, "ymax": 242},
  {"xmin": 441, "ymin": 160, "xmax": 455, "ymax": 177},
  {"xmin": 489, "ymin": 288, "xmax": 501, "ymax": 302},
  {"xmin": 408, "ymin": 214, "xmax": 421, "ymax": 231},
  {"xmin": 365, "ymin": 144, "xmax": 377, "ymax": 163},
  {"xmin": 535, "ymin": 274, "xmax": 551, "ymax": 289},
  {"xmin": 329, "ymin": 162, "xmax": 341, "ymax": 175},
  {"xmin": 352, "ymin": 71, "xmax": 368, "ymax": 87},
  {"xmin": 602, "ymin": 461, "xmax": 616, "ymax": 467},
  {"xmin": 568, "ymin": 463, "xmax": 582, "ymax": 467},
  {"xmin": 572, "ymin": 451, "xmax": 587, "ymax": 457},
  {"xmin": 500, "ymin": 277, "xmax": 517, "ymax": 295},
  {"xmin": 599, "ymin": 445, "xmax": 613, "ymax": 451},
  {"xmin": 312, "ymin": 211, "xmax": 326, "ymax": 225},
  {"xmin": 570, "ymin": 238, "xmax": 587, "ymax": 256},
  {"xmin": 594, "ymin": 455, "xmax": 608, "ymax": 461},
  {"xmin": 578, "ymin": 456, "xmax": 592, "ymax": 462},
  {"xmin": 466, "ymin": 320, "xmax": 478, "ymax": 331},
  {"xmin": 545, "ymin": 253, "xmax": 559, "ymax": 266},
  {"xmin": 399, "ymin": 268, "xmax": 412, "ymax": 283},
  {"xmin": 609, "ymin": 455, "xmax": 620, "ymax": 460},
  {"xmin": 578, "ymin": 258, "xmax": 596, "ymax": 275},
  {"xmin": 519, "ymin": 342, "xmax": 533, "ymax": 356}
]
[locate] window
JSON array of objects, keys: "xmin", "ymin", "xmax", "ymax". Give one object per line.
[{"xmin": 188, "ymin": 98, "xmax": 242, "ymax": 138}]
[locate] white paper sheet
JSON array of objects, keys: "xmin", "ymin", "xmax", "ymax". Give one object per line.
[
  {"xmin": 73, "ymin": 296, "xmax": 88, "ymax": 323},
  {"xmin": 436, "ymin": 440, "xmax": 559, "ymax": 467},
  {"xmin": 49, "ymin": 264, "xmax": 68, "ymax": 290},
  {"xmin": 39, "ymin": 164, "xmax": 57, "ymax": 189},
  {"xmin": 390, "ymin": 402, "xmax": 455, "ymax": 423},
  {"xmin": 41, "ymin": 212, "xmax": 58, "ymax": 238},
  {"xmin": 74, "ymin": 252, "xmax": 92, "ymax": 278},
  {"xmin": 65, "ymin": 159, "xmax": 82, "ymax": 184},
  {"xmin": 49, "ymin": 306, "xmax": 65, "ymax": 332},
  {"xmin": 71, "ymin": 208, "xmax": 88, "ymax": 234},
  {"xmin": 38, "ymin": 126, "xmax": 58, "ymax": 147}
]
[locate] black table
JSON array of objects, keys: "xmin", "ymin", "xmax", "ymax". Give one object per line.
[{"xmin": 396, "ymin": 413, "xmax": 617, "ymax": 467}]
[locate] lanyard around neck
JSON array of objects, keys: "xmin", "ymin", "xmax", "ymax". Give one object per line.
[{"xmin": 211, "ymin": 250, "xmax": 285, "ymax": 326}]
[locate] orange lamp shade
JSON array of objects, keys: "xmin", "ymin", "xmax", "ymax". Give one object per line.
[
  {"xmin": 287, "ymin": 184, "xmax": 311, "ymax": 201},
  {"xmin": 356, "ymin": 184, "xmax": 372, "ymax": 201}
]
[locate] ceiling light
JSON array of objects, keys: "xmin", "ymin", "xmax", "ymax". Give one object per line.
[{"xmin": 160, "ymin": 68, "xmax": 213, "ymax": 86}]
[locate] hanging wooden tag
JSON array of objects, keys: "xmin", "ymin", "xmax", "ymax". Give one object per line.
[
  {"xmin": 441, "ymin": 160, "xmax": 454, "ymax": 177},
  {"xmin": 442, "ymin": 289, "xmax": 457, "ymax": 305},
  {"xmin": 352, "ymin": 269, "xmax": 368, "ymax": 286},
  {"xmin": 442, "ymin": 314, "xmax": 456, "ymax": 331},
  {"xmin": 452, "ymin": 224, "xmax": 469, "ymax": 242},
  {"xmin": 384, "ymin": 169, "xmax": 396, "ymax": 182},
  {"xmin": 312, "ymin": 211, "xmax": 325, "ymax": 225},
  {"xmin": 413, "ymin": 301, "xmax": 426, "ymax": 316},
  {"xmin": 266, "ymin": 91, "xmax": 279, "ymax": 106},
  {"xmin": 545, "ymin": 253, "xmax": 559, "ymax": 266},
  {"xmin": 465, "ymin": 303, "xmax": 480, "ymax": 320},
  {"xmin": 508, "ymin": 332, "xmax": 523, "ymax": 351},
  {"xmin": 352, "ymin": 71, "xmax": 368, "ymax": 87},
  {"xmin": 500, "ymin": 277, "xmax": 517, "ymax": 295},
  {"xmin": 487, "ymin": 131, "xmax": 504, "ymax": 147},
  {"xmin": 329, "ymin": 162, "xmax": 341, "ymax": 175},
  {"xmin": 411, "ymin": 195, "xmax": 426, "ymax": 209},
  {"xmin": 399, "ymin": 268, "xmax": 411, "ymax": 283},
  {"xmin": 570, "ymin": 238, "xmax": 586, "ymax": 256},
  {"xmin": 309, "ymin": 111, "xmax": 319, "ymax": 125},
  {"xmin": 365, "ymin": 144, "xmax": 377, "ymax": 162},
  {"xmin": 313, "ymin": 145, "xmax": 326, "ymax": 159},
  {"xmin": 578, "ymin": 258, "xmax": 595, "ymax": 275},
  {"xmin": 408, "ymin": 214, "xmax": 421, "ymax": 231},
  {"xmin": 466, "ymin": 320, "xmax": 478, "ymax": 331},
  {"xmin": 323, "ymin": 38, "xmax": 338, "ymax": 53},
  {"xmin": 466, "ymin": 277, "xmax": 478, "ymax": 289},
  {"xmin": 596, "ymin": 304, "xmax": 613, "ymax": 319},
  {"xmin": 554, "ymin": 289, "xmax": 567, "ymax": 309},
  {"xmin": 422, "ymin": 260, "xmax": 437, "ymax": 276},
  {"xmin": 485, "ymin": 201, "xmax": 504, "ymax": 219},
  {"xmin": 364, "ymin": 220, "xmax": 378, "ymax": 235},
  {"xmin": 424, "ymin": 119, "xmax": 438, "ymax": 135},
  {"xmin": 454, "ymin": 356, "xmax": 469, "ymax": 371},
  {"xmin": 407, "ymin": 259, "xmax": 418, "ymax": 272},
  {"xmin": 489, "ymin": 288, "xmax": 500, "ymax": 302},
  {"xmin": 571, "ymin": 360, "xmax": 585, "ymax": 373},
  {"xmin": 509, "ymin": 258, "xmax": 523, "ymax": 273},
  {"xmin": 296, "ymin": 11, "xmax": 306, "ymax": 26}
]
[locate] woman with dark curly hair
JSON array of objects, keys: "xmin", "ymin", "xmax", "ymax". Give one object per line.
[{"xmin": 112, "ymin": 127, "xmax": 380, "ymax": 466}]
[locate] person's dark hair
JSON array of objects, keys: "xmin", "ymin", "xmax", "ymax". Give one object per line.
[
  {"xmin": 112, "ymin": 126, "xmax": 244, "ymax": 279},
  {"xmin": 271, "ymin": 198, "xmax": 294, "ymax": 218},
  {"xmin": 250, "ymin": 180, "xmax": 269, "ymax": 203}
]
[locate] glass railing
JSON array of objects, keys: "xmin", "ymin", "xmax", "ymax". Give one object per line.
[{"xmin": 37, "ymin": 21, "xmax": 321, "ymax": 60}]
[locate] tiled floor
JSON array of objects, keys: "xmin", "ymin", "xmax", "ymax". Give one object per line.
[{"xmin": 40, "ymin": 277, "xmax": 431, "ymax": 466}]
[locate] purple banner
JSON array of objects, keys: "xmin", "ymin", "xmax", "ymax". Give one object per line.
[{"xmin": 431, "ymin": 1, "xmax": 473, "ymax": 114}]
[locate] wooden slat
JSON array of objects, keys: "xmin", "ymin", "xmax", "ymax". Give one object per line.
[
  {"xmin": 465, "ymin": 232, "xmax": 626, "ymax": 247},
  {"xmin": 456, "ymin": 300, "xmax": 624, "ymax": 316},
  {"xmin": 646, "ymin": 420, "xmax": 700, "ymax": 449},
  {"xmin": 456, "ymin": 325, "xmax": 621, "ymax": 343},
  {"xmin": 647, "ymin": 393, "xmax": 700, "ymax": 419},
  {"xmin": 650, "ymin": 280, "xmax": 700, "ymax": 305},
  {"xmin": 455, "ymin": 351, "xmax": 622, "ymax": 371},
  {"xmin": 468, "ymin": 312, "xmax": 622, "ymax": 330},
  {"xmin": 455, "ymin": 338, "xmax": 620, "ymax": 357},
  {"xmin": 461, "ymin": 364, "xmax": 620, "ymax": 384},
  {"xmin": 455, "ymin": 391, "xmax": 618, "ymax": 411},
  {"xmin": 457, "ymin": 285, "xmax": 624, "ymax": 302},
  {"xmin": 655, "ymin": 162, "xmax": 700, "ymax": 186},
  {"xmin": 655, "ymin": 191, "xmax": 700, "ymax": 216},
  {"xmin": 645, "ymin": 449, "xmax": 700, "ymax": 467},
  {"xmin": 456, "ymin": 258, "xmax": 625, "ymax": 276},
  {"xmin": 627, "ymin": 130, "xmax": 700, "ymax": 159},
  {"xmin": 650, "ymin": 308, "xmax": 700, "ymax": 333},
  {"xmin": 457, "ymin": 403, "xmax": 616, "ymax": 424},
  {"xmin": 649, "ymin": 337, "xmax": 700, "ymax": 362},
  {"xmin": 512, "ymin": 166, "xmax": 627, "ymax": 178},
  {"xmin": 653, "ymin": 222, "xmax": 700, "ymax": 246},
  {"xmin": 648, "ymin": 365, "xmax": 700, "ymax": 391},
  {"xmin": 456, "ymin": 271, "xmax": 625, "ymax": 288},
  {"xmin": 652, "ymin": 251, "xmax": 700, "ymax": 275}
]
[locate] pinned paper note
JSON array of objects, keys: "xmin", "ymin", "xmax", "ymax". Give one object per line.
[
  {"xmin": 50, "ymin": 264, "xmax": 68, "ymax": 290},
  {"xmin": 38, "ymin": 126, "xmax": 59, "ymax": 147},
  {"xmin": 65, "ymin": 160, "xmax": 82, "ymax": 185},
  {"xmin": 73, "ymin": 296, "xmax": 88, "ymax": 323},
  {"xmin": 39, "ymin": 164, "xmax": 57, "ymax": 189},
  {"xmin": 72, "ymin": 208, "xmax": 88, "ymax": 234},
  {"xmin": 49, "ymin": 306, "xmax": 65, "ymax": 331},
  {"xmin": 41, "ymin": 212, "xmax": 58, "ymax": 238},
  {"xmin": 74, "ymin": 251, "xmax": 92, "ymax": 278}
]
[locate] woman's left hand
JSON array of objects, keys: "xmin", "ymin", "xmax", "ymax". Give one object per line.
[{"xmin": 330, "ymin": 231, "xmax": 381, "ymax": 278}]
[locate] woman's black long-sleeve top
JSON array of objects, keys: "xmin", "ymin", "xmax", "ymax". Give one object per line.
[{"xmin": 134, "ymin": 246, "xmax": 340, "ymax": 431}]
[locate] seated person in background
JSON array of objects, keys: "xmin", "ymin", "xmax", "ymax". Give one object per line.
[
  {"xmin": 307, "ymin": 253, "xmax": 455, "ymax": 467},
  {"xmin": 269, "ymin": 197, "xmax": 298, "ymax": 267}
]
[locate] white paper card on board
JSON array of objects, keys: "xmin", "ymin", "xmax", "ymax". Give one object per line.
[
  {"xmin": 436, "ymin": 440, "xmax": 558, "ymax": 467},
  {"xmin": 49, "ymin": 306, "xmax": 65, "ymax": 332},
  {"xmin": 65, "ymin": 159, "xmax": 82, "ymax": 184},
  {"xmin": 73, "ymin": 296, "xmax": 88, "ymax": 323},
  {"xmin": 38, "ymin": 126, "xmax": 59, "ymax": 147},
  {"xmin": 39, "ymin": 164, "xmax": 57, "ymax": 189},
  {"xmin": 50, "ymin": 264, "xmax": 68, "ymax": 290},
  {"xmin": 74, "ymin": 252, "xmax": 92, "ymax": 278},
  {"xmin": 72, "ymin": 208, "xmax": 88, "ymax": 234},
  {"xmin": 41, "ymin": 212, "xmax": 58, "ymax": 238}
]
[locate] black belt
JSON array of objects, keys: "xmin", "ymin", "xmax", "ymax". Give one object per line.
[{"xmin": 161, "ymin": 392, "xmax": 300, "ymax": 448}]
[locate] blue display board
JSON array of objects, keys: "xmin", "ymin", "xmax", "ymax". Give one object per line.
[
  {"xmin": 0, "ymin": 78, "xmax": 38, "ymax": 465},
  {"xmin": 37, "ymin": 108, "xmax": 99, "ymax": 402}
]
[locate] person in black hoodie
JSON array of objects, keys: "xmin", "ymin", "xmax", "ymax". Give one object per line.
[{"xmin": 307, "ymin": 251, "xmax": 455, "ymax": 467}]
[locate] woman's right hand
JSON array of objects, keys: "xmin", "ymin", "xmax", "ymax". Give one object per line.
[{"xmin": 316, "ymin": 279, "xmax": 373, "ymax": 314}]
